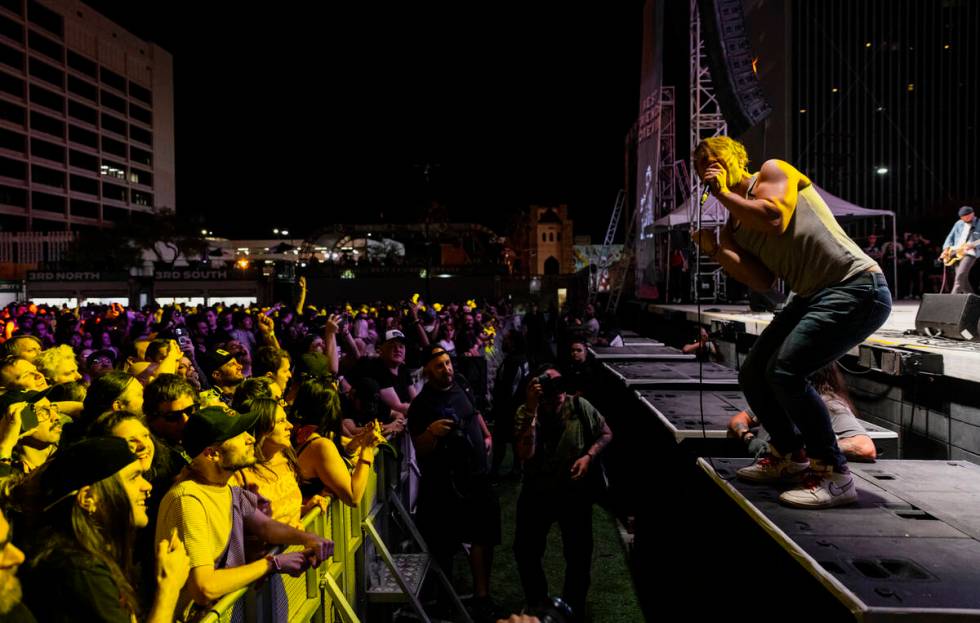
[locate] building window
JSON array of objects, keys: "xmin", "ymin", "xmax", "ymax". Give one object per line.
[
  {"xmin": 100, "ymin": 89, "xmax": 125, "ymax": 115},
  {"xmin": 129, "ymin": 103, "xmax": 151, "ymax": 126},
  {"xmin": 68, "ymin": 148, "xmax": 97, "ymax": 172},
  {"xmin": 131, "ymin": 189, "xmax": 152, "ymax": 207},
  {"xmin": 0, "ymin": 13, "xmax": 23, "ymax": 43},
  {"xmin": 28, "ymin": 83, "xmax": 62, "ymax": 112},
  {"xmin": 0, "ymin": 70, "xmax": 23, "ymax": 98},
  {"xmin": 0, "ymin": 127, "xmax": 24, "ymax": 153},
  {"xmin": 67, "ymin": 50, "xmax": 97, "ymax": 79},
  {"xmin": 129, "ymin": 168, "xmax": 151, "ymax": 186},
  {"xmin": 0, "ymin": 40, "xmax": 23, "ymax": 71},
  {"xmin": 0, "ymin": 98, "xmax": 23, "ymax": 124},
  {"xmin": 130, "ymin": 145, "xmax": 151, "ymax": 167},
  {"xmin": 67, "ymin": 99, "xmax": 96, "ymax": 125},
  {"xmin": 129, "ymin": 124, "xmax": 151, "ymax": 145},
  {"xmin": 99, "ymin": 66, "xmax": 125, "ymax": 92},
  {"xmin": 31, "ymin": 164, "xmax": 64, "ymax": 188},
  {"xmin": 30, "ymin": 137, "xmax": 63, "ymax": 162},
  {"xmin": 100, "ymin": 112, "xmax": 126, "ymax": 136},
  {"xmin": 103, "ymin": 205, "xmax": 130, "ymax": 223},
  {"xmin": 0, "ymin": 183, "xmax": 25, "ymax": 206},
  {"xmin": 99, "ymin": 158, "xmax": 125, "ymax": 180},
  {"xmin": 32, "ymin": 190, "xmax": 64, "ymax": 213},
  {"xmin": 68, "ymin": 124, "xmax": 97, "ymax": 148},
  {"xmin": 128, "ymin": 81, "xmax": 151, "ymax": 105},
  {"xmin": 101, "ymin": 135, "xmax": 126, "ymax": 158},
  {"xmin": 27, "ymin": 30, "xmax": 63, "ymax": 61},
  {"xmin": 0, "ymin": 154, "xmax": 25, "ymax": 179},
  {"xmin": 69, "ymin": 173, "xmax": 97, "ymax": 196},
  {"xmin": 102, "ymin": 181, "xmax": 126, "ymax": 202},
  {"xmin": 544, "ymin": 256, "xmax": 560, "ymax": 275},
  {"xmin": 70, "ymin": 197, "xmax": 99, "ymax": 219},
  {"xmin": 67, "ymin": 74, "xmax": 97, "ymax": 102},
  {"xmin": 27, "ymin": 57, "xmax": 63, "ymax": 88},
  {"xmin": 29, "ymin": 110, "xmax": 63, "ymax": 137},
  {"xmin": 27, "ymin": 0, "xmax": 63, "ymax": 38}
]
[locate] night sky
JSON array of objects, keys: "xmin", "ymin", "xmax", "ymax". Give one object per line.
[{"xmin": 81, "ymin": 2, "xmax": 644, "ymax": 241}]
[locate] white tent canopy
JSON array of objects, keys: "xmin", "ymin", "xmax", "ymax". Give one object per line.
[
  {"xmin": 652, "ymin": 183, "xmax": 900, "ymax": 298},
  {"xmin": 652, "ymin": 184, "xmax": 895, "ymax": 230}
]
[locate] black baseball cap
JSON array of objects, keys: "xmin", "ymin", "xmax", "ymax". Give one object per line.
[
  {"xmin": 42, "ymin": 437, "xmax": 138, "ymax": 511},
  {"xmin": 422, "ymin": 344, "xmax": 451, "ymax": 366},
  {"xmin": 182, "ymin": 405, "xmax": 261, "ymax": 459},
  {"xmin": 200, "ymin": 348, "xmax": 235, "ymax": 376}
]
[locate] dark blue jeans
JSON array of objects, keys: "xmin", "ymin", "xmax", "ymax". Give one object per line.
[{"xmin": 739, "ymin": 271, "xmax": 891, "ymax": 471}]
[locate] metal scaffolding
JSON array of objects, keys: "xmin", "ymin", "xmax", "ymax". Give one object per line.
[{"xmin": 688, "ymin": 0, "xmax": 728, "ymax": 301}]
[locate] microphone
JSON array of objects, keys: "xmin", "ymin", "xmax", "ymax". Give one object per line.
[{"xmin": 700, "ymin": 185, "xmax": 711, "ymax": 207}]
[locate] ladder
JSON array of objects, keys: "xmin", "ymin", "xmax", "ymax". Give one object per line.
[
  {"xmin": 362, "ymin": 480, "xmax": 471, "ymax": 623},
  {"xmin": 607, "ymin": 198, "xmax": 639, "ymax": 315},
  {"xmin": 588, "ymin": 190, "xmax": 626, "ymax": 307}
]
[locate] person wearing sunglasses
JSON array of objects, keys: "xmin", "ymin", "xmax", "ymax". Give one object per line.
[
  {"xmin": 144, "ymin": 374, "xmax": 199, "ymax": 467},
  {"xmin": 0, "ymin": 389, "xmax": 65, "ymax": 476}
]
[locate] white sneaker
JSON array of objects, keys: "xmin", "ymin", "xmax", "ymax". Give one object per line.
[
  {"xmin": 736, "ymin": 449, "xmax": 810, "ymax": 483},
  {"xmin": 778, "ymin": 461, "xmax": 858, "ymax": 509}
]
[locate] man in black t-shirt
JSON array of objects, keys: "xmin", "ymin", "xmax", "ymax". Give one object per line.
[
  {"xmin": 409, "ymin": 345, "xmax": 499, "ymax": 616},
  {"xmin": 355, "ymin": 330, "xmax": 416, "ymax": 420}
]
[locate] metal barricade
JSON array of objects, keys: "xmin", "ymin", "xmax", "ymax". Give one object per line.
[{"xmin": 199, "ymin": 460, "xmax": 379, "ymax": 623}]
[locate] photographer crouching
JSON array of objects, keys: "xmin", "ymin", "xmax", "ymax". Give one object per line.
[{"xmin": 513, "ymin": 366, "xmax": 612, "ymax": 620}]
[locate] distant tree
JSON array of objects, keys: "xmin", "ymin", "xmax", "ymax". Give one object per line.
[{"xmin": 63, "ymin": 208, "xmax": 207, "ymax": 270}]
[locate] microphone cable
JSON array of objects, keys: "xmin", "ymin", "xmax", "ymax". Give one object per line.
[{"xmin": 693, "ymin": 182, "xmax": 717, "ymax": 474}]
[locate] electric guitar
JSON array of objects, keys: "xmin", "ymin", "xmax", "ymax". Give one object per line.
[{"xmin": 942, "ymin": 240, "xmax": 980, "ymax": 267}]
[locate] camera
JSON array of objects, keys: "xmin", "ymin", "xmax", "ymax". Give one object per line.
[
  {"xmin": 534, "ymin": 372, "xmax": 564, "ymax": 397},
  {"xmin": 529, "ymin": 596, "xmax": 574, "ymax": 623},
  {"xmin": 440, "ymin": 406, "xmax": 468, "ymax": 440}
]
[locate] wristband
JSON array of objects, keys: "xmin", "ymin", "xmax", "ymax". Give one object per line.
[{"xmin": 266, "ymin": 554, "xmax": 281, "ymax": 573}]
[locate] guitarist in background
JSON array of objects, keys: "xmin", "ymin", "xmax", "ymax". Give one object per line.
[{"xmin": 940, "ymin": 206, "xmax": 980, "ymax": 293}]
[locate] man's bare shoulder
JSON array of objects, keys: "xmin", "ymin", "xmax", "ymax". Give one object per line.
[{"xmin": 759, "ymin": 159, "xmax": 810, "ymax": 186}]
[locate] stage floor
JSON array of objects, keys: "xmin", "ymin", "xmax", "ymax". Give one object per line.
[
  {"xmin": 647, "ymin": 300, "xmax": 980, "ymax": 383},
  {"xmin": 699, "ymin": 458, "xmax": 980, "ymax": 621}
]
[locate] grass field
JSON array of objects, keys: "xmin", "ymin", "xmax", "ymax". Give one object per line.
[{"xmin": 449, "ymin": 462, "xmax": 644, "ymax": 622}]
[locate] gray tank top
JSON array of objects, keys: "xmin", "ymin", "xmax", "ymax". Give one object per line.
[{"xmin": 732, "ymin": 174, "xmax": 877, "ymax": 297}]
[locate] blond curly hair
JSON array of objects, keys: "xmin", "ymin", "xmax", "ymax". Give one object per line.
[
  {"xmin": 35, "ymin": 343, "xmax": 76, "ymax": 382},
  {"xmin": 693, "ymin": 136, "xmax": 751, "ymax": 186}
]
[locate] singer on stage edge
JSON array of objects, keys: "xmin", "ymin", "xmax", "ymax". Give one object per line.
[{"xmin": 691, "ymin": 135, "xmax": 891, "ymax": 510}]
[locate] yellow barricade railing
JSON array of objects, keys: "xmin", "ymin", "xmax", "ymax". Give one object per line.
[{"xmin": 199, "ymin": 458, "xmax": 380, "ymax": 623}]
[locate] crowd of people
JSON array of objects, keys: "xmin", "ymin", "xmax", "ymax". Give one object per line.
[{"xmin": 0, "ymin": 280, "xmax": 618, "ymax": 623}]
